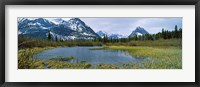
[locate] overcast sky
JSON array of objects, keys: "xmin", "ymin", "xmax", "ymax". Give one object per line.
[{"xmin": 76, "ymin": 18, "xmax": 182, "ymax": 36}]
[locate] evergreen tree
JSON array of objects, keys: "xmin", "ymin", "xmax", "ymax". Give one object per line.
[
  {"xmin": 135, "ymin": 35, "xmax": 138, "ymax": 40},
  {"xmin": 103, "ymin": 35, "xmax": 108, "ymax": 43},
  {"xmin": 55, "ymin": 36, "xmax": 58, "ymax": 41},
  {"xmin": 48, "ymin": 30, "xmax": 51, "ymax": 41},
  {"xmin": 162, "ymin": 28, "xmax": 165, "ymax": 39},
  {"xmin": 179, "ymin": 28, "xmax": 182, "ymax": 38},
  {"xmin": 175, "ymin": 25, "xmax": 178, "ymax": 38}
]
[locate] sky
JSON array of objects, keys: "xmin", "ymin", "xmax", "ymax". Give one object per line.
[{"xmin": 77, "ymin": 18, "xmax": 182, "ymax": 36}]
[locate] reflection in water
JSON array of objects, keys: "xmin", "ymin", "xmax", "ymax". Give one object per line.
[{"xmin": 34, "ymin": 46, "xmax": 146, "ymax": 64}]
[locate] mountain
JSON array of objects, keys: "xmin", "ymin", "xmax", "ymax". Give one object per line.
[
  {"xmin": 18, "ymin": 18, "xmax": 99, "ymax": 40},
  {"xmin": 109, "ymin": 34, "xmax": 125, "ymax": 39},
  {"xmin": 18, "ymin": 18, "xmax": 55, "ymax": 30},
  {"xmin": 129, "ymin": 26, "xmax": 149, "ymax": 37},
  {"xmin": 18, "ymin": 18, "xmax": 56, "ymax": 38},
  {"xmin": 96, "ymin": 31, "xmax": 125, "ymax": 39},
  {"xmin": 96, "ymin": 31, "xmax": 108, "ymax": 38}
]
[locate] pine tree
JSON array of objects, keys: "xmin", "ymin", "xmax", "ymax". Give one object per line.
[
  {"xmin": 103, "ymin": 35, "xmax": 106, "ymax": 43},
  {"xmin": 55, "ymin": 36, "xmax": 58, "ymax": 41},
  {"xmin": 175, "ymin": 25, "xmax": 178, "ymax": 38},
  {"xmin": 135, "ymin": 35, "xmax": 138, "ymax": 40},
  {"xmin": 179, "ymin": 28, "xmax": 182, "ymax": 38},
  {"xmin": 162, "ymin": 28, "xmax": 165, "ymax": 39},
  {"xmin": 48, "ymin": 30, "xmax": 51, "ymax": 41}
]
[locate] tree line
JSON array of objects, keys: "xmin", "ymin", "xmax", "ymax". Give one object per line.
[
  {"xmin": 94, "ymin": 25, "xmax": 182, "ymax": 43},
  {"xmin": 46, "ymin": 25, "xmax": 182, "ymax": 43}
]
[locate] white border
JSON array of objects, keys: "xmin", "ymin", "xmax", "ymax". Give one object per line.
[{"xmin": 5, "ymin": 5, "xmax": 195, "ymax": 82}]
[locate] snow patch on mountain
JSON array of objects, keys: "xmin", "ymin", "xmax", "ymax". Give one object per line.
[
  {"xmin": 96, "ymin": 31, "xmax": 108, "ymax": 38},
  {"xmin": 18, "ymin": 18, "xmax": 99, "ymax": 40},
  {"xmin": 129, "ymin": 26, "xmax": 149, "ymax": 37},
  {"xmin": 96, "ymin": 31, "xmax": 126, "ymax": 39},
  {"xmin": 45, "ymin": 18, "xmax": 67, "ymax": 25}
]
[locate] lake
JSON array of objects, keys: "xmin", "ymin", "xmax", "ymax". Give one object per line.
[{"xmin": 34, "ymin": 46, "xmax": 146, "ymax": 64}]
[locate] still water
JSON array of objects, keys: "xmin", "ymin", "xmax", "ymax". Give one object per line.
[{"xmin": 34, "ymin": 46, "xmax": 146, "ymax": 64}]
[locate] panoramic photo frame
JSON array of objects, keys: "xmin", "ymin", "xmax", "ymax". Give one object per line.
[{"xmin": 0, "ymin": 0, "xmax": 199, "ymax": 87}]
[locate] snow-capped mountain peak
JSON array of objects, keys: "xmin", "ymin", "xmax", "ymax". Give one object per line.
[
  {"xmin": 18, "ymin": 18, "xmax": 99, "ymax": 40},
  {"xmin": 68, "ymin": 18, "xmax": 83, "ymax": 24},
  {"xmin": 96, "ymin": 31, "xmax": 108, "ymax": 38},
  {"xmin": 129, "ymin": 26, "xmax": 149, "ymax": 37},
  {"xmin": 45, "ymin": 18, "xmax": 67, "ymax": 25},
  {"xmin": 18, "ymin": 18, "xmax": 55, "ymax": 29},
  {"xmin": 109, "ymin": 34, "xmax": 125, "ymax": 39},
  {"xmin": 135, "ymin": 26, "xmax": 146, "ymax": 31},
  {"xmin": 96, "ymin": 31, "xmax": 126, "ymax": 39},
  {"xmin": 18, "ymin": 18, "xmax": 26, "ymax": 22},
  {"xmin": 67, "ymin": 18, "xmax": 93, "ymax": 32}
]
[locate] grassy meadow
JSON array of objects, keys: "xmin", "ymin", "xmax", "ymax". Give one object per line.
[
  {"xmin": 97, "ymin": 46, "xmax": 181, "ymax": 69},
  {"xmin": 18, "ymin": 37, "xmax": 182, "ymax": 69}
]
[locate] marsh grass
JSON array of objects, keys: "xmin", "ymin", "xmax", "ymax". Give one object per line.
[
  {"xmin": 49, "ymin": 56, "xmax": 75, "ymax": 61},
  {"xmin": 18, "ymin": 47, "xmax": 54, "ymax": 69},
  {"xmin": 46, "ymin": 60, "xmax": 91, "ymax": 69},
  {"xmin": 127, "ymin": 38, "xmax": 182, "ymax": 47},
  {"xmin": 100, "ymin": 39, "xmax": 182, "ymax": 47},
  {"xmin": 96, "ymin": 64, "xmax": 119, "ymax": 69},
  {"xmin": 103, "ymin": 46, "xmax": 182, "ymax": 69}
]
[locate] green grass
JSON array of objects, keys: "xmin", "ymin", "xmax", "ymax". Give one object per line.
[
  {"xmin": 102, "ymin": 38, "xmax": 182, "ymax": 47},
  {"xmin": 46, "ymin": 60, "xmax": 91, "ymax": 69},
  {"xmin": 18, "ymin": 47, "xmax": 54, "ymax": 69},
  {"xmin": 127, "ymin": 38, "xmax": 182, "ymax": 47},
  {"xmin": 49, "ymin": 56, "xmax": 75, "ymax": 61},
  {"xmin": 96, "ymin": 64, "xmax": 119, "ymax": 69},
  {"xmin": 99, "ymin": 46, "xmax": 182, "ymax": 69}
]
